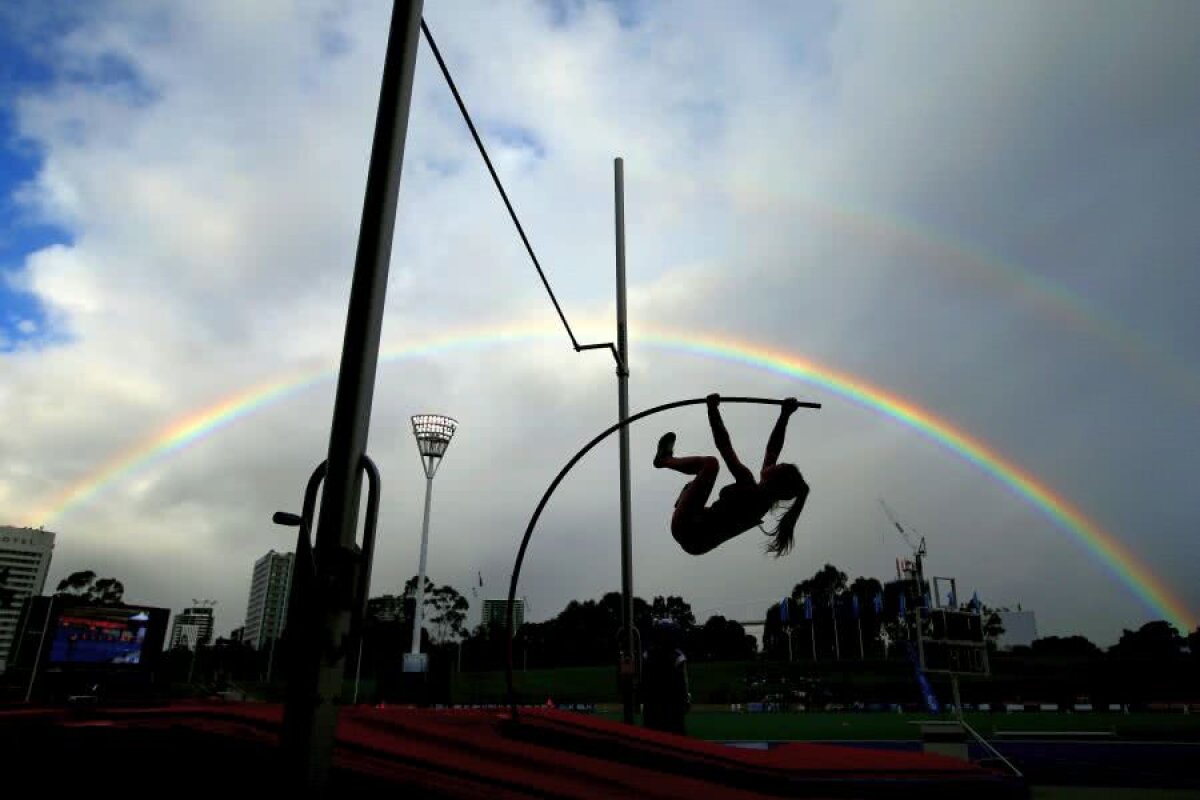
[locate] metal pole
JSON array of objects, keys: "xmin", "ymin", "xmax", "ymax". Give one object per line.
[
  {"xmin": 831, "ymin": 594, "xmax": 841, "ymax": 660},
  {"xmin": 26, "ymin": 597, "xmax": 54, "ymax": 703},
  {"xmin": 810, "ymin": 620, "xmax": 817, "ymax": 662},
  {"xmin": 280, "ymin": 0, "xmax": 423, "ymax": 789},
  {"xmin": 353, "ymin": 638, "xmax": 364, "ymax": 704},
  {"xmin": 614, "ymin": 157, "xmax": 636, "ymax": 724},
  {"xmin": 269, "ymin": 632, "xmax": 281, "ymax": 682},
  {"xmin": 951, "ymin": 674, "xmax": 963, "ymax": 720},
  {"xmin": 410, "ymin": 475, "xmax": 435, "ymax": 658},
  {"xmin": 858, "ymin": 617, "xmax": 865, "ymax": 660},
  {"xmin": 960, "ymin": 718, "xmax": 1022, "ymax": 778},
  {"xmin": 352, "ymin": 456, "xmax": 381, "ymax": 703}
]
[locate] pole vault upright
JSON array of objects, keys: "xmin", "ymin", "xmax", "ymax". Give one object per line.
[
  {"xmin": 614, "ymin": 157, "xmax": 636, "ymax": 724},
  {"xmin": 280, "ymin": 0, "xmax": 423, "ymax": 791}
]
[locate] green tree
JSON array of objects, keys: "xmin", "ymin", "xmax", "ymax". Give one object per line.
[
  {"xmin": 403, "ymin": 575, "xmax": 436, "ymax": 602},
  {"xmin": 761, "ymin": 598, "xmax": 793, "ymax": 660},
  {"xmin": 1030, "ymin": 635, "xmax": 1101, "ymax": 658},
  {"xmin": 360, "ymin": 595, "xmax": 424, "ymax": 689},
  {"xmin": 427, "ymin": 584, "xmax": 470, "ymax": 643},
  {"xmin": 54, "ymin": 570, "xmax": 125, "ymax": 605},
  {"xmin": 847, "ymin": 576, "xmax": 885, "ymax": 658},
  {"xmin": 689, "ymin": 615, "xmax": 756, "ymax": 661},
  {"xmin": 401, "ymin": 576, "xmax": 470, "ymax": 643},
  {"xmin": 979, "ymin": 605, "xmax": 1006, "ymax": 650},
  {"xmin": 1109, "ymin": 620, "xmax": 1185, "ymax": 659},
  {"xmin": 791, "ymin": 564, "xmax": 848, "ymax": 660},
  {"xmin": 650, "ymin": 595, "xmax": 696, "ymax": 629},
  {"xmin": 794, "ymin": 563, "xmax": 848, "ymax": 601},
  {"xmin": 848, "ymin": 576, "xmax": 883, "ymax": 601}
]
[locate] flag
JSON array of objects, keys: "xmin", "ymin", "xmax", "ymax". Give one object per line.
[
  {"xmin": 851, "ymin": 594, "xmax": 860, "ymax": 619},
  {"xmin": 478, "ymin": 571, "xmax": 483, "ymax": 587},
  {"xmin": 780, "ymin": 597, "xmax": 790, "ymax": 625},
  {"xmin": 873, "ymin": 593, "xmax": 883, "ymax": 614},
  {"xmin": 898, "ymin": 593, "xmax": 907, "ymax": 617},
  {"xmin": 803, "ymin": 594, "xmax": 813, "ymax": 620},
  {"xmin": 947, "ymin": 589, "xmax": 957, "ymax": 608},
  {"xmin": 969, "ymin": 591, "xmax": 981, "ymax": 613}
]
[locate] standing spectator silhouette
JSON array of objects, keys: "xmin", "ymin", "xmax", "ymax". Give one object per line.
[{"xmin": 640, "ymin": 619, "xmax": 691, "ymax": 735}]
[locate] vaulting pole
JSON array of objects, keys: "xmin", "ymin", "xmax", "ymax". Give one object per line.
[{"xmin": 505, "ymin": 396, "xmax": 821, "ymax": 715}]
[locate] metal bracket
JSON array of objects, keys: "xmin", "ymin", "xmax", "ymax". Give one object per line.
[{"xmin": 284, "ymin": 455, "xmax": 382, "ymax": 669}]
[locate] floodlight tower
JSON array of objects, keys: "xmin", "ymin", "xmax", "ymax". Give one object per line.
[{"xmin": 404, "ymin": 414, "xmax": 458, "ymax": 672}]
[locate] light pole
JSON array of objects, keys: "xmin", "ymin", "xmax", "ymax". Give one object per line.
[
  {"xmin": 831, "ymin": 591, "xmax": 841, "ymax": 661},
  {"xmin": 404, "ymin": 414, "xmax": 458, "ymax": 673}
]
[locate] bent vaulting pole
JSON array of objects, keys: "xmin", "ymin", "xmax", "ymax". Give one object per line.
[
  {"xmin": 505, "ymin": 396, "xmax": 821, "ymax": 716},
  {"xmin": 280, "ymin": 0, "xmax": 423, "ymax": 791},
  {"xmin": 614, "ymin": 157, "xmax": 637, "ymax": 724}
]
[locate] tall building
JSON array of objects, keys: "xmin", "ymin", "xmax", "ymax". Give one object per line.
[
  {"xmin": 481, "ymin": 598, "xmax": 524, "ymax": 631},
  {"xmin": 168, "ymin": 605, "xmax": 216, "ymax": 651},
  {"xmin": 242, "ymin": 550, "xmax": 293, "ymax": 650},
  {"xmin": 0, "ymin": 526, "xmax": 55, "ymax": 673}
]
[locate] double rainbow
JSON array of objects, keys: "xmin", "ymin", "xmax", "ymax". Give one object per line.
[{"xmin": 17, "ymin": 322, "xmax": 1195, "ymax": 632}]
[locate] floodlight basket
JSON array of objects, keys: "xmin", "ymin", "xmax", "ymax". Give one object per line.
[{"xmin": 412, "ymin": 414, "xmax": 458, "ymax": 478}]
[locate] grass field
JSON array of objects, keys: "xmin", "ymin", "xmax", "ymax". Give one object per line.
[
  {"xmin": 451, "ymin": 662, "xmax": 1200, "ymax": 743},
  {"xmin": 588, "ymin": 710, "xmax": 1200, "ymax": 742},
  {"xmin": 453, "ymin": 660, "xmax": 897, "ymax": 705}
]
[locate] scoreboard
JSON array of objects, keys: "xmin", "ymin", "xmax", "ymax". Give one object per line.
[{"xmin": 916, "ymin": 608, "xmax": 989, "ymax": 676}]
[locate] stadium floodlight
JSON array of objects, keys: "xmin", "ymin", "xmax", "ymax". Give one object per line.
[{"xmin": 404, "ymin": 414, "xmax": 458, "ymax": 673}]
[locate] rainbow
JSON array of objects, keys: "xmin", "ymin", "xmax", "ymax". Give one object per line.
[{"xmin": 18, "ymin": 321, "xmax": 1196, "ymax": 631}]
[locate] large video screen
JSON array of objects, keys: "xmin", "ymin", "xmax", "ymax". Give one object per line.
[{"xmin": 49, "ymin": 606, "xmax": 154, "ymax": 666}]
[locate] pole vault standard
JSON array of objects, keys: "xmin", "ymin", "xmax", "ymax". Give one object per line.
[
  {"xmin": 504, "ymin": 396, "xmax": 821, "ymax": 716},
  {"xmin": 280, "ymin": 0, "xmax": 422, "ymax": 791},
  {"xmin": 613, "ymin": 158, "xmax": 637, "ymax": 724},
  {"xmin": 421, "ymin": 23, "xmax": 642, "ymax": 721}
]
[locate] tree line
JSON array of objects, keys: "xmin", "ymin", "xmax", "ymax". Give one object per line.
[
  {"xmin": 366, "ymin": 563, "xmax": 1200, "ymax": 673},
  {"xmin": 42, "ymin": 567, "xmax": 1200, "ymax": 686}
]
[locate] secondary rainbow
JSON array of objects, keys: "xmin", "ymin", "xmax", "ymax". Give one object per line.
[
  {"xmin": 748, "ymin": 188, "xmax": 1200, "ymax": 403},
  {"xmin": 19, "ymin": 321, "xmax": 1196, "ymax": 632}
]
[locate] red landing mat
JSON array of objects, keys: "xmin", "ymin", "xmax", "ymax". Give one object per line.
[{"xmin": 0, "ymin": 704, "xmax": 1027, "ymax": 798}]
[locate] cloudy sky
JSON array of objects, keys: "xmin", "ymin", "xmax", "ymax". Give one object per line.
[{"xmin": 1, "ymin": 1, "xmax": 1197, "ymax": 647}]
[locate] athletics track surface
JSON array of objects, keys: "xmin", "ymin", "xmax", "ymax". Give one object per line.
[{"xmin": 0, "ymin": 703, "xmax": 1026, "ymax": 798}]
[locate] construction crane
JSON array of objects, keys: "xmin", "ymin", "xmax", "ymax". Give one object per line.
[{"xmin": 879, "ymin": 499, "xmax": 927, "ymax": 585}]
